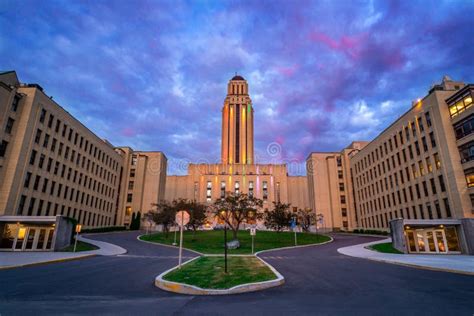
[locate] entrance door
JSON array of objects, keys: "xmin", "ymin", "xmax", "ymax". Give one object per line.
[
  {"xmin": 11, "ymin": 227, "xmax": 55, "ymax": 251},
  {"xmin": 412, "ymin": 228, "xmax": 448, "ymax": 253}
]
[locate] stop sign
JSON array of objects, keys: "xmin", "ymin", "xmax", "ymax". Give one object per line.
[{"xmin": 175, "ymin": 210, "xmax": 190, "ymax": 227}]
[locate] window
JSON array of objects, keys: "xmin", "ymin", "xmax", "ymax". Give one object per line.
[
  {"xmin": 5, "ymin": 117, "xmax": 14, "ymax": 134},
  {"xmin": 55, "ymin": 119, "xmax": 61, "ymax": 133},
  {"xmin": 438, "ymin": 175, "xmax": 446, "ymax": 192},
  {"xmin": 426, "ymin": 157, "xmax": 432, "ymax": 173},
  {"xmin": 125, "ymin": 206, "xmax": 132, "ymax": 216},
  {"xmin": 48, "ymin": 114, "xmax": 54, "ymax": 128},
  {"xmin": 417, "ymin": 116, "xmax": 424, "ymax": 132},
  {"xmin": 24, "ymin": 172, "xmax": 32, "ymax": 188},
  {"xmin": 276, "ymin": 182, "xmax": 280, "ymax": 202},
  {"xmin": 434, "ymin": 153, "xmax": 441, "ymax": 169},
  {"xmin": 429, "ymin": 132, "xmax": 436, "ymax": 148},
  {"xmin": 206, "ymin": 181, "xmax": 212, "ymax": 202},
  {"xmin": 39, "ymin": 109, "xmax": 46, "ymax": 123},
  {"xmin": 340, "ymin": 195, "xmax": 346, "ymax": 204},
  {"xmin": 425, "ymin": 111, "xmax": 431, "ymax": 127},
  {"xmin": 459, "ymin": 141, "xmax": 474, "ymax": 163},
  {"xmin": 421, "ymin": 137, "xmax": 428, "ymax": 152},
  {"xmin": 342, "ymin": 208, "xmax": 347, "ymax": 217},
  {"xmin": 338, "ymin": 170, "xmax": 343, "ymax": 179},
  {"xmin": 466, "ymin": 169, "xmax": 474, "ymax": 187},
  {"xmin": 414, "ymin": 141, "xmax": 420, "ymax": 156},
  {"xmin": 248, "ymin": 181, "xmax": 254, "ymax": 197},
  {"xmin": 448, "ymin": 93, "xmax": 473, "ymax": 117},
  {"xmin": 38, "ymin": 154, "xmax": 45, "ymax": 169},
  {"xmin": 263, "ymin": 181, "xmax": 268, "ymax": 200},
  {"xmin": 11, "ymin": 95, "xmax": 20, "ymax": 112},
  {"xmin": 29, "ymin": 150, "xmax": 37, "ymax": 165},
  {"xmin": 235, "ymin": 181, "xmax": 240, "ymax": 194},
  {"xmin": 130, "ymin": 169, "xmax": 135, "ymax": 177},
  {"xmin": 33, "ymin": 175, "xmax": 41, "ymax": 191},
  {"xmin": 128, "ymin": 181, "xmax": 134, "ymax": 190},
  {"xmin": 430, "ymin": 178, "xmax": 437, "ymax": 194},
  {"xmin": 419, "ymin": 161, "xmax": 425, "ymax": 176},
  {"xmin": 443, "ymin": 198, "xmax": 452, "ymax": 218},
  {"xmin": 336, "ymin": 157, "xmax": 342, "ymax": 167},
  {"xmin": 339, "ymin": 183, "xmax": 345, "ymax": 191},
  {"xmin": 127, "ymin": 194, "xmax": 133, "ymax": 203},
  {"xmin": 17, "ymin": 195, "xmax": 26, "ymax": 214},
  {"xmin": 0, "ymin": 140, "xmax": 8, "ymax": 157},
  {"xmin": 220, "ymin": 181, "xmax": 226, "ymax": 198},
  {"xmin": 43, "ymin": 134, "xmax": 50, "ymax": 148},
  {"xmin": 131, "ymin": 155, "xmax": 137, "ymax": 166}
]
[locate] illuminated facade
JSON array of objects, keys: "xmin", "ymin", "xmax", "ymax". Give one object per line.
[{"xmin": 165, "ymin": 75, "xmax": 310, "ymax": 225}]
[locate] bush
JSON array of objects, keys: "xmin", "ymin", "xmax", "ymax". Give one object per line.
[
  {"xmin": 351, "ymin": 229, "xmax": 389, "ymax": 236},
  {"xmin": 81, "ymin": 226, "xmax": 127, "ymax": 234}
]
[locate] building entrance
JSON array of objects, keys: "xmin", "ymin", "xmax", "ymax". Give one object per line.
[
  {"xmin": 0, "ymin": 224, "xmax": 54, "ymax": 251},
  {"xmin": 405, "ymin": 226, "xmax": 460, "ymax": 254}
]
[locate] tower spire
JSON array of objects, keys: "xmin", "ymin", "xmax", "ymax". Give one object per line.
[{"xmin": 221, "ymin": 74, "xmax": 254, "ymax": 164}]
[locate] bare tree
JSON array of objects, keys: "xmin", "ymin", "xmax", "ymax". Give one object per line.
[{"xmin": 297, "ymin": 208, "xmax": 316, "ymax": 232}]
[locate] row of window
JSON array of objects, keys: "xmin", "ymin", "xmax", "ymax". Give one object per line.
[
  {"xmin": 359, "ymin": 175, "xmax": 447, "ymax": 216},
  {"xmin": 362, "ymin": 198, "xmax": 452, "ymax": 229},
  {"xmin": 28, "ymin": 151, "xmax": 116, "ymax": 199},
  {"xmin": 22, "ymin": 173, "xmax": 115, "ymax": 213},
  {"xmin": 204, "ymin": 180, "xmax": 271, "ymax": 202},
  {"xmin": 354, "ymin": 111, "xmax": 433, "ymax": 174},
  {"xmin": 37, "ymin": 107, "xmax": 120, "ymax": 171},
  {"xmin": 17, "ymin": 195, "xmax": 112, "ymax": 227},
  {"xmin": 33, "ymin": 129, "xmax": 118, "ymax": 184}
]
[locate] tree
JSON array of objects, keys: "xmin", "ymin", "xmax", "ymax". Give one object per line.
[
  {"xmin": 145, "ymin": 200, "xmax": 177, "ymax": 237},
  {"xmin": 297, "ymin": 208, "xmax": 316, "ymax": 232},
  {"xmin": 134, "ymin": 211, "xmax": 142, "ymax": 230},
  {"xmin": 130, "ymin": 212, "xmax": 136, "ymax": 230},
  {"xmin": 264, "ymin": 202, "xmax": 292, "ymax": 232},
  {"xmin": 186, "ymin": 200, "xmax": 207, "ymax": 239},
  {"xmin": 212, "ymin": 192, "xmax": 263, "ymax": 240}
]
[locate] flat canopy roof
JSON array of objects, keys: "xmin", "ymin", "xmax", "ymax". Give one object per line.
[
  {"xmin": 0, "ymin": 215, "xmax": 59, "ymax": 224},
  {"xmin": 402, "ymin": 219, "xmax": 461, "ymax": 226}
]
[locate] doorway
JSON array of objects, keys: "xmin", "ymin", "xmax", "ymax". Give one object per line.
[
  {"xmin": 0, "ymin": 224, "xmax": 55, "ymax": 251},
  {"xmin": 405, "ymin": 228, "xmax": 449, "ymax": 254}
]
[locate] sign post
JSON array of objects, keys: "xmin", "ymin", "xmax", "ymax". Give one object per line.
[
  {"xmin": 250, "ymin": 227, "xmax": 256, "ymax": 254},
  {"xmin": 290, "ymin": 218, "xmax": 297, "ymax": 246},
  {"xmin": 175, "ymin": 210, "xmax": 190, "ymax": 269},
  {"xmin": 73, "ymin": 224, "xmax": 82, "ymax": 253}
]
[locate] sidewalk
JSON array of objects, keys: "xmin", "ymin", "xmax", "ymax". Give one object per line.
[
  {"xmin": 0, "ymin": 235, "xmax": 126, "ymax": 269},
  {"xmin": 337, "ymin": 238, "xmax": 474, "ymax": 275}
]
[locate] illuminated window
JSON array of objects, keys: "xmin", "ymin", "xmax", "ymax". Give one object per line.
[
  {"xmin": 434, "ymin": 153, "xmax": 441, "ymax": 169},
  {"xmin": 248, "ymin": 181, "xmax": 254, "ymax": 197},
  {"xmin": 263, "ymin": 181, "xmax": 268, "ymax": 200},
  {"xmin": 465, "ymin": 169, "xmax": 474, "ymax": 188},
  {"xmin": 235, "ymin": 181, "xmax": 240, "ymax": 194},
  {"xmin": 448, "ymin": 93, "xmax": 473, "ymax": 117},
  {"xmin": 418, "ymin": 161, "xmax": 425, "ymax": 176},
  {"xmin": 426, "ymin": 157, "xmax": 432, "ymax": 172},
  {"xmin": 276, "ymin": 182, "xmax": 280, "ymax": 202},
  {"xmin": 220, "ymin": 181, "xmax": 226, "ymax": 198},
  {"xmin": 131, "ymin": 155, "xmax": 137, "ymax": 166},
  {"xmin": 206, "ymin": 181, "xmax": 212, "ymax": 202},
  {"xmin": 125, "ymin": 206, "xmax": 132, "ymax": 216}
]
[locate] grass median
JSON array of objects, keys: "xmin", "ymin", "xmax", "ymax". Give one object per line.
[
  {"xmin": 61, "ymin": 241, "xmax": 99, "ymax": 252},
  {"xmin": 369, "ymin": 242, "xmax": 403, "ymax": 254},
  {"xmin": 140, "ymin": 229, "xmax": 330, "ymax": 254},
  {"xmin": 163, "ymin": 256, "xmax": 277, "ymax": 289}
]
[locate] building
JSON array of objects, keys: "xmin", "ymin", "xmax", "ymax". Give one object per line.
[
  {"xmin": 115, "ymin": 147, "xmax": 167, "ymax": 227},
  {"xmin": 0, "ymin": 71, "xmax": 136, "ymax": 251},
  {"xmin": 350, "ymin": 76, "xmax": 474, "ymax": 254},
  {"xmin": 165, "ymin": 75, "xmax": 310, "ymax": 226},
  {"xmin": 306, "ymin": 141, "xmax": 368, "ymax": 232}
]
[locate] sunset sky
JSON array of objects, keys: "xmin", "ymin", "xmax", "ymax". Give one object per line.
[{"xmin": 1, "ymin": 0, "xmax": 473, "ymax": 174}]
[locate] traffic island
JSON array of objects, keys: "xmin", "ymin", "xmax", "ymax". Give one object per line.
[{"xmin": 155, "ymin": 255, "xmax": 284, "ymax": 295}]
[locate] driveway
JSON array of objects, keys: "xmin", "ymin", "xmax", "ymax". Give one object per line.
[{"xmin": 0, "ymin": 232, "xmax": 472, "ymax": 315}]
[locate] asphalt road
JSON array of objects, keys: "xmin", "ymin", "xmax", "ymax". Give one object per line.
[{"xmin": 0, "ymin": 231, "xmax": 472, "ymax": 315}]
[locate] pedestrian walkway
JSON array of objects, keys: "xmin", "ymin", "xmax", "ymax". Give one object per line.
[
  {"xmin": 0, "ymin": 235, "xmax": 126, "ymax": 269},
  {"xmin": 337, "ymin": 238, "xmax": 474, "ymax": 275}
]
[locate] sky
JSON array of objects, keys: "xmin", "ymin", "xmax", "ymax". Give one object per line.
[{"xmin": 1, "ymin": 0, "xmax": 474, "ymax": 175}]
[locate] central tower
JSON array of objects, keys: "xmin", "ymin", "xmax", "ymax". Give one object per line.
[{"xmin": 221, "ymin": 75, "xmax": 254, "ymax": 164}]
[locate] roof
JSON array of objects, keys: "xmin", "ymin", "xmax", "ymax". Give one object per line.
[{"xmin": 231, "ymin": 75, "xmax": 245, "ymax": 81}]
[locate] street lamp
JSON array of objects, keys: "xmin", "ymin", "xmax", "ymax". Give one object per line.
[{"xmin": 220, "ymin": 210, "xmax": 228, "ymax": 273}]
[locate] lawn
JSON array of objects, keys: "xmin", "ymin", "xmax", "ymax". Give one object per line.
[
  {"xmin": 369, "ymin": 242, "xmax": 403, "ymax": 254},
  {"xmin": 163, "ymin": 256, "xmax": 277, "ymax": 289},
  {"xmin": 140, "ymin": 229, "xmax": 330, "ymax": 254},
  {"xmin": 61, "ymin": 241, "xmax": 99, "ymax": 252}
]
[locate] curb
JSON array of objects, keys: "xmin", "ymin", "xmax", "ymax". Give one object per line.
[
  {"xmin": 337, "ymin": 239, "xmax": 474, "ymax": 276},
  {"xmin": 154, "ymin": 255, "xmax": 285, "ymax": 295},
  {"xmin": 79, "ymin": 236, "xmax": 127, "ymax": 256},
  {"xmin": 0, "ymin": 254, "xmax": 96, "ymax": 270}
]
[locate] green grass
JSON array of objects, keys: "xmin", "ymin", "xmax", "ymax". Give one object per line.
[
  {"xmin": 61, "ymin": 241, "xmax": 99, "ymax": 252},
  {"xmin": 163, "ymin": 256, "xmax": 277, "ymax": 289},
  {"xmin": 369, "ymin": 242, "xmax": 403, "ymax": 254},
  {"xmin": 140, "ymin": 230, "xmax": 330, "ymax": 254}
]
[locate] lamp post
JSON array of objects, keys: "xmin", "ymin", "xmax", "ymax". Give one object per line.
[{"xmin": 224, "ymin": 220, "xmax": 228, "ymax": 273}]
